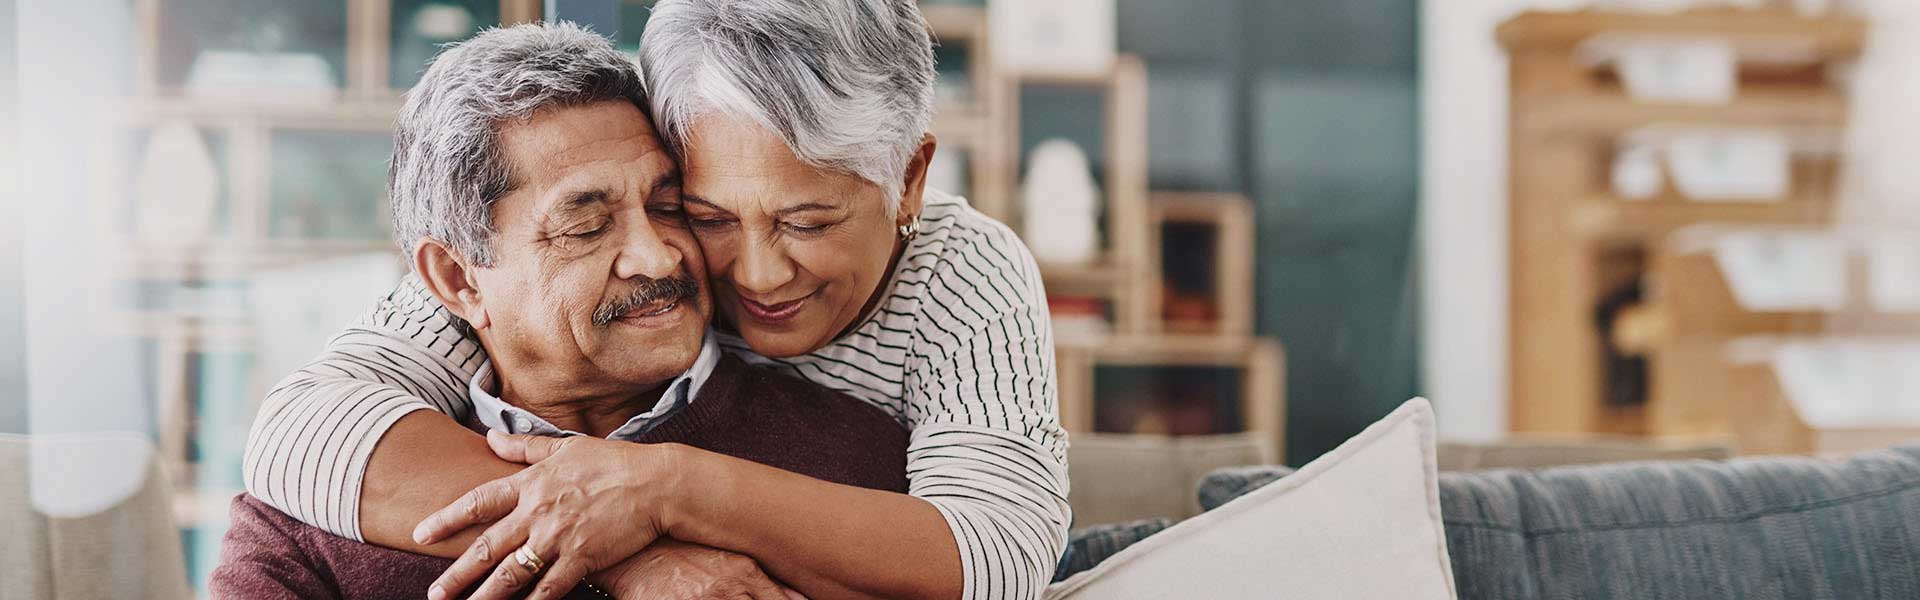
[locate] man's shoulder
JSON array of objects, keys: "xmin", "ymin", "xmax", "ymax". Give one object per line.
[{"xmin": 216, "ymin": 494, "xmax": 451, "ymax": 599}]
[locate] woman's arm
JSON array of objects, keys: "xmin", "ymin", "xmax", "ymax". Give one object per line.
[{"xmin": 242, "ymin": 276, "xmax": 491, "ymax": 544}]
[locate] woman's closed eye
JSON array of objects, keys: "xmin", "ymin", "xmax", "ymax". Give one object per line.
[{"xmin": 782, "ymin": 221, "xmax": 834, "ymax": 235}]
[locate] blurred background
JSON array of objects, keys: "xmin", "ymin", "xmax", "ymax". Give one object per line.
[{"xmin": 3, "ymin": 0, "xmax": 1918, "ymax": 596}]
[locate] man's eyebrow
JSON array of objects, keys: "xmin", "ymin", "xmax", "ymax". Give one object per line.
[{"xmin": 544, "ymin": 189, "xmax": 609, "ymax": 226}]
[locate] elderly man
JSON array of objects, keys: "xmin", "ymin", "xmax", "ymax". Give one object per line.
[{"xmin": 211, "ymin": 23, "xmax": 910, "ymax": 599}]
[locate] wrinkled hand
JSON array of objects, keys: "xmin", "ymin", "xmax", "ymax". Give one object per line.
[
  {"xmin": 597, "ymin": 539, "xmax": 807, "ymax": 600},
  {"xmin": 415, "ymin": 431, "xmax": 685, "ymax": 600}
]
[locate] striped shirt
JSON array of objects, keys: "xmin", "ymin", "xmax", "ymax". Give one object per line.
[{"xmin": 240, "ymin": 189, "xmax": 1070, "ymax": 600}]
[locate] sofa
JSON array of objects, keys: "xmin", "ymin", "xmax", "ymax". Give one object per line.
[{"xmin": 1060, "ymin": 442, "xmax": 1920, "ymax": 599}]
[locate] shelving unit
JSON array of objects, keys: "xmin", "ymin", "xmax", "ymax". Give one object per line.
[
  {"xmin": 921, "ymin": 12, "xmax": 1283, "ymax": 454},
  {"xmin": 107, "ymin": 1, "xmax": 541, "ymax": 538},
  {"xmin": 1499, "ymin": 8, "xmax": 1867, "ymax": 437}
]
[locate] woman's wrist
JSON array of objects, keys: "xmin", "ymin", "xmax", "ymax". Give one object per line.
[{"xmin": 653, "ymin": 442, "xmax": 714, "ymax": 542}]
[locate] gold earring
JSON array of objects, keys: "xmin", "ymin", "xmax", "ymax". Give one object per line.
[{"xmin": 898, "ymin": 218, "xmax": 920, "ymax": 240}]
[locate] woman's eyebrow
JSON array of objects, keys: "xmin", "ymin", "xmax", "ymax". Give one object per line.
[{"xmin": 773, "ymin": 202, "xmax": 840, "ymax": 217}]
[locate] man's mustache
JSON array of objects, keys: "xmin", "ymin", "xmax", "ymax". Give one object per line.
[{"xmin": 591, "ymin": 275, "xmax": 700, "ymax": 326}]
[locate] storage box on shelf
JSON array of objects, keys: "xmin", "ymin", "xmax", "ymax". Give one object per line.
[
  {"xmin": 1723, "ymin": 337, "xmax": 1920, "ymax": 456},
  {"xmin": 1612, "ymin": 226, "xmax": 1920, "ymax": 447},
  {"xmin": 1146, "ymin": 192, "xmax": 1255, "ymax": 336},
  {"xmin": 1498, "ymin": 8, "xmax": 1865, "ymax": 436}
]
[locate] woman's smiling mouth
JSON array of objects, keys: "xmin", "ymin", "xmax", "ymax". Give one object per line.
[{"xmin": 739, "ymin": 292, "xmax": 811, "ymax": 323}]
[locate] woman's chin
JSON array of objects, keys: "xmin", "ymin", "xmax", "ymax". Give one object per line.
[{"xmin": 737, "ymin": 329, "xmax": 819, "ymax": 359}]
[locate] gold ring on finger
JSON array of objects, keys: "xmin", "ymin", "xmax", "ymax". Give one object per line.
[{"xmin": 512, "ymin": 545, "xmax": 546, "ymax": 574}]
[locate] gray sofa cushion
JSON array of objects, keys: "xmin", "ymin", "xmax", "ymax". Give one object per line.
[
  {"xmin": 1194, "ymin": 444, "xmax": 1920, "ymax": 600},
  {"xmin": 1438, "ymin": 444, "xmax": 1920, "ymax": 600}
]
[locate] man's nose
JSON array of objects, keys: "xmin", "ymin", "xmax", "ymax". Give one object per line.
[
  {"xmin": 613, "ymin": 216, "xmax": 682, "ymax": 281},
  {"xmin": 732, "ymin": 236, "xmax": 795, "ymax": 294}
]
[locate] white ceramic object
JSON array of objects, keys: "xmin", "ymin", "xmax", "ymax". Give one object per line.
[
  {"xmin": 1609, "ymin": 38, "xmax": 1739, "ymax": 104},
  {"xmin": 1666, "ymin": 130, "xmax": 1791, "ymax": 201},
  {"xmin": 1021, "ymin": 139, "xmax": 1103, "ymax": 265},
  {"xmin": 989, "ymin": 0, "xmax": 1116, "ymax": 78},
  {"xmin": 133, "ymin": 121, "xmax": 221, "ymax": 244},
  {"xmin": 1611, "ymin": 141, "xmax": 1665, "ymax": 200},
  {"xmin": 1711, "ymin": 229, "xmax": 1846, "ymax": 312}
]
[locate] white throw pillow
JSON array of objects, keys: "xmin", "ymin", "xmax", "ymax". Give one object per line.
[{"xmin": 1046, "ymin": 398, "xmax": 1456, "ymax": 599}]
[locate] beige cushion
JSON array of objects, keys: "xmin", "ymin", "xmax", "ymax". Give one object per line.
[
  {"xmin": 0, "ymin": 433, "xmax": 190, "ymax": 600},
  {"xmin": 1435, "ymin": 437, "xmax": 1734, "ymax": 471},
  {"xmin": 1066, "ymin": 432, "xmax": 1271, "ymax": 527},
  {"xmin": 1047, "ymin": 398, "xmax": 1455, "ymax": 600}
]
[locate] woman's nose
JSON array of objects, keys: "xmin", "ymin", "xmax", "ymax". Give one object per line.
[{"xmin": 732, "ymin": 237, "xmax": 795, "ymax": 294}]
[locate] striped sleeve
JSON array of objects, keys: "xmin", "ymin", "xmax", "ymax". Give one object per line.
[
  {"xmin": 906, "ymin": 221, "xmax": 1071, "ymax": 600},
  {"xmin": 241, "ymin": 277, "xmax": 484, "ymax": 541}
]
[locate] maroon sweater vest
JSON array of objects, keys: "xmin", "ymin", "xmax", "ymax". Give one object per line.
[{"xmin": 210, "ymin": 353, "xmax": 909, "ymax": 599}]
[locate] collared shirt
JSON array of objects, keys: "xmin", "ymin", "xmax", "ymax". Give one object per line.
[{"xmin": 467, "ymin": 332, "xmax": 720, "ymax": 441}]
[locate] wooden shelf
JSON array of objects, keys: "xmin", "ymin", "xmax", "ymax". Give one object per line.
[
  {"xmin": 1497, "ymin": 9, "xmax": 1868, "ymax": 57},
  {"xmin": 1518, "ymin": 87, "xmax": 1849, "ymax": 137},
  {"xmin": 1569, "ymin": 197, "xmax": 1833, "ymax": 241},
  {"xmin": 1055, "ymin": 334, "xmax": 1287, "ymax": 460},
  {"xmin": 1147, "ymin": 192, "xmax": 1256, "ymax": 336},
  {"xmin": 1501, "ymin": 9, "xmax": 1859, "ymax": 436}
]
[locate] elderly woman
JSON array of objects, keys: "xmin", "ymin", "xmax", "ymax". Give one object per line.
[{"xmin": 242, "ymin": 1, "xmax": 1066, "ymax": 600}]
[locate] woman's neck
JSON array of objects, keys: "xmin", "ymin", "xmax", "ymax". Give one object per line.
[{"xmin": 837, "ymin": 235, "xmax": 908, "ymax": 341}]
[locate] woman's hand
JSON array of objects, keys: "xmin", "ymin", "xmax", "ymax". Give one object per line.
[
  {"xmin": 595, "ymin": 539, "xmax": 807, "ymax": 600},
  {"xmin": 414, "ymin": 431, "xmax": 687, "ymax": 600}
]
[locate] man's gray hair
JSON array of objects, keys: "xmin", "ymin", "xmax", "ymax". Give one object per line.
[
  {"xmin": 390, "ymin": 21, "xmax": 648, "ymax": 266},
  {"xmin": 638, "ymin": 0, "xmax": 936, "ymax": 213}
]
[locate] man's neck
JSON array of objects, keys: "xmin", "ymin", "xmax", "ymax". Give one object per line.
[{"xmin": 495, "ymin": 375, "xmax": 669, "ymax": 438}]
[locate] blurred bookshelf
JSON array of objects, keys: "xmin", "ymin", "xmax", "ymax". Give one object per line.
[
  {"xmin": 1497, "ymin": 7, "xmax": 1920, "ymax": 454},
  {"xmin": 105, "ymin": 2, "xmax": 1295, "ymax": 590},
  {"xmin": 107, "ymin": 0, "xmax": 540, "ymax": 592}
]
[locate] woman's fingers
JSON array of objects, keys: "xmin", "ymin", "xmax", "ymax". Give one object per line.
[
  {"xmin": 426, "ymin": 516, "xmax": 530, "ymax": 600},
  {"xmin": 487, "ymin": 429, "xmax": 574, "ymax": 464},
  {"xmin": 416, "ymin": 475, "xmax": 520, "ymax": 544},
  {"xmin": 520, "ymin": 556, "xmax": 593, "ymax": 600}
]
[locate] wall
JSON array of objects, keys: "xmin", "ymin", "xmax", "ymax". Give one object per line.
[
  {"xmin": 18, "ymin": 0, "xmax": 147, "ymax": 435},
  {"xmin": 1, "ymin": 0, "xmax": 25, "ymax": 434},
  {"xmin": 1417, "ymin": 0, "xmax": 1920, "ymax": 440}
]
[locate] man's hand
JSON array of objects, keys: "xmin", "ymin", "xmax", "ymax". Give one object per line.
[
  {"xmin": 415, "ymin": 432, "xmax": 688, "ymax": 600},
  {"xmin": 594, "ymin": 540, "xmax": 807, "ymax": 600}
]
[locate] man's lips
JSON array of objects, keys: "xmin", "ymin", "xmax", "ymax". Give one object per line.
[
  {"xmin": 612, "ymin": 296, "xmax": 685, "ymax": 323},
  {"xmin": 739, "ymin": 293, "xmax": 810, "ymax": 322}
]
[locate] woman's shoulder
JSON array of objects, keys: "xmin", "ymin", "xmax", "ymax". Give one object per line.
[{"xmin": 911, "ymin": 189, "xmax": 1044, "ymax": 296}]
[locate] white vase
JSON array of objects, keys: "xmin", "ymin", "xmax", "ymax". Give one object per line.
[
  {"xmin": 133, "ymin": 121, "xmax": 221, "ymax": 244},
  {"xmin": 1021, "ymin": 139, "xmax": 1102, "ymax": 265}
]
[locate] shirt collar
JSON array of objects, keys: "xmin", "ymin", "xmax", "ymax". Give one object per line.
[{"xmin": 468, "ymin": 331, "xmax": 721, "ymax": 441}]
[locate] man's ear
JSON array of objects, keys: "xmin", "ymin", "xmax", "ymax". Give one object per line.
[
  {"xmin": 411, "ymin": 239, "xmax": 490, "ymax": 331},
  {"xmin": 896, "ymin": 133, "xmax": 937, "ymax": 223}
]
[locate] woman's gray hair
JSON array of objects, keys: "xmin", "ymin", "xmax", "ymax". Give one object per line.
[
  {"xmin": 638, "ymin": 0, "xmax": 937, "ymax": 213},
  {"xmin": 389, "ymin": 21, "xmax": 648, "ymax": 266}
]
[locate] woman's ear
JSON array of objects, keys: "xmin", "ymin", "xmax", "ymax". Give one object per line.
[
  {"xmin": 411, "ymin": 239, "xmax": 491, "ymax": 331},
  {"xmin": 897, "ymin": 133, "xmax": 937, "ymax": 222}
]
